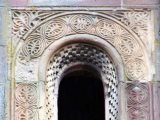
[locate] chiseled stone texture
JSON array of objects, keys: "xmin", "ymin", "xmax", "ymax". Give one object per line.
[
  {"xmin": 15, "ymin": 82, "xmax": 38, "ymax": 120},
  {"xmin": 124, "ymin": 0, "xmax": 160, "ymax": 5}
]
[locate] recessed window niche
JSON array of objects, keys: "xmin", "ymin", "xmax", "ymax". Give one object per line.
[
  {"xmin": 46, "ymin": 43, "xmax": 119, "ymax": 120},
  {"xmin": 58, "ymin": 65, "xmax": 105, "ymax": 120}
]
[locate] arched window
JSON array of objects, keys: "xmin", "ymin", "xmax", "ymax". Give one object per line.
[
  {"xmin": 46, "ymin": 43, "xmax": 119, "ymax": 120},
  {"xmin": 58, "ymin": 65, "xmax": 105, "ymax": 120}
]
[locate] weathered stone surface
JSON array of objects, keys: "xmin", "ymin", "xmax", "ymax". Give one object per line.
[
  {"xmin": 0, "ymin": 8, "xmax": 8, "ymax": 46},
  {"xmin": 0, "ymin": 46, "xmax": 7, "ymax": 83},
  {"xmin": 12, "ymin": 10, "xmax": 151, "ymax": 81},
  {"xmin": 124, "ymin": 0, "xmax": 160, "ymax": 5},
  {"xmin": 0, "ymin": 5, "xmax": 158, "ymax": 120},
  {"xmin": 126, "ymin": 82, "xmax": 151, "ymax": 120},
  {"xmin": 8, "ymin": 0, "xmax": 121, "ymax": 6},
  {"xmin": 0, "ymin": 9, "xmax": 4, "ymax": 46},
  {"xmin": 8, "ymin": 0, "xmax": 28, "ymax": 6},
  {"xmin": 0, "ymin": 35, "xmax": 4, "ymax": 45},
  {"xmin": 156, "ymin": 44, "xmax": 160, "ymax": 81},
  {"xmin": 153, "ymin": 82, "xmax": 160, "ymax": 120},
  {"xmin": 155, "ymin": 10, "xmax": 160, "ymax": 39},
  {"xmin": 10, "ymin": 9, "xmax": 154, "ymax": 120},
  {"xmin": 15, "ymin": 82, "xmax": 38, "ymax": 120},
  {"xmin": 0, "ymin": 0, "xmax": 3, "ymax": 5},
  {"xmin": 0, "ymin": 85, "xmax": 5, "ymax": 120}
]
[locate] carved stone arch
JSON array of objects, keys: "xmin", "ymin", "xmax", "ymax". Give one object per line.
[
  {"xmin": 16, "ymin": 11, "xmax": 150, "ymax": 81},
  {"xmin": 38, "ymin": 34, "xmax": 126, "ymax": 120},
  {"xmin": 11, "ymin": 10, "xmax": 153, "ymax": 120},
  {"xmin": 39, "ymin": 34, "xmax": 124, "ymax": 82}
]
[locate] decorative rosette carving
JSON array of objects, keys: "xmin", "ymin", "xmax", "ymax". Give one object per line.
[
  {"xmin": 127, "ymin": 84, "xmax": 149, "ymax": 104},
  {"xmin": 96, "ymin": 20, "xmax": 128, "ymax": 41},
  {"xmin": 126, "ymin": 59, "xmax": 146, "ymax": 80},
  {"xmin": 15, "ymin": 83, "xmax": 38, "ymax": 120},
  {"xmin": 15, "ymin": 107, "xmax": 37, "ymax": 120},
  {"xmin": 69, "ymin": 15, "xmax": 94, "ymax": 33},
  {"xmin": 15, "ymin": 84, "xmax": 37, "ymax": 105},
  {"xmin": 14, "ymin": 12, "xmax": 149, "ymax": 81},
  {"xmin": 126, "ymin": 83, "xmax": 150, "ymax": 120},
  {"xmin": 12, "ymin": 10, "xmax": 56, "ymax": 41},
  {"xmin": 115, "ymin": 36, "xmax": 138, "ymax": 56},
  {"xmin": 128, "ymin": 107, "xmax": 149, "ymax": 120},
  {"xmin": 18, "ymin": 34, "xmax": 46, "ymax": 61},
  {"xmin": 12, "ymin": 10, "xmax": 152, "ymax": 120},
  {"xmin": 42, "ymin": 19, "xmax": 68, "ymax": 40}
]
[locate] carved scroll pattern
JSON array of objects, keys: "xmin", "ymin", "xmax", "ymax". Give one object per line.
[
  {"xmin": 11, "ymin": 11, "xmax": 148, "ymax": 81},
  {"xmin": 11, "ymin": 11, "xmax": 58, "ymax": 39},
  {"xmin": 11, "ymin": 10, "xmax": 152, "ymax": 120},
  {"xmin": 111, "ymin": 11, "xmax": 150, "ymax": 42},
  {"xmin": 15, "ymin": 83, "xmax": 38, "ymax": 120},
  {"xmin": 126, "ymin": 83, "xmax": 150, "ymax": 120},
  {"xmin": 47, "ymin": 43, "xmax": 118, "ymax": 120}
]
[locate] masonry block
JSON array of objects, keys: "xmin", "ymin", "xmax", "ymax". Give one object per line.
[
  {"xmin": 0, "ymin": 46, "xmax": 7, "ymax": 83},
  {"xmin": 124, "ymin": 0, "xmax": 160, "ymax": 6},
  {"xmin": 8, "ymin": 0, "xmax": 121, "ymax": 6},
  {"xmin": 156, "ymin": 45, "xmax": 160, "ymax": 81},
  {"xmin": 152, "ymin": 82, "xmax": 160, "ymax": 120},
  {"xmin": 126, "ymin": 82, "xmax": 152, "ymax": 120},
  {"xmin": 0, "ymin": 85, "xmax": 5, "ymax": 120},
  {"xmin": 8, "ymin": 0, "xmax": 28, "ymax": 6}
]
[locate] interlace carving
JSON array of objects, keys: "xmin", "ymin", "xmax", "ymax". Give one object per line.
[
  {"xmin": 47, "ymin": 43, "xmax": 118, "ymax": 120},
  {"xmin": 15, "ymin": 83, "xmax": 38, "ymax": 120},
  {"xmin": 11, "ymin": 9, "xmax": 152, "ymax": 120},
  {"xmin": 12, "ymin": 10, "xmax": 57, "ymax": 39},
  {"xmin": 11, "ymin": 10, "xmax": 148, "ymax": 81},
  {"xmin": 70, "ymin": 15, "xmax": 94, "ymax": 32},
  {"xmin": 44, "ymin": 19, "xmax": 68, "ymax": 40},
  {"xmin": 112, "ymin": 11, "xmax": 150, "ymax": 41},
  {"xmin": 126, "ymin": 83, "xmax": 150, "ymax": 120}
]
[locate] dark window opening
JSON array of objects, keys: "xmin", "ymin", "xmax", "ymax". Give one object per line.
[{"xmin": 58, "ymin": 66, "xmax": 105, "ymax": 120}]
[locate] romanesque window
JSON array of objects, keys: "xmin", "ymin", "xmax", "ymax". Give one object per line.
[{"xmin": 4, "ymin": 8, "xmax": 154, "ymax": 120}]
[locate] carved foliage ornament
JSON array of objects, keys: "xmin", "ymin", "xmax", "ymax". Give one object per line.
[
  {"xmin": 11, "ymin": 10, "xmax": 148, "ymax": 81},
  {"xmin": 126, "ymin": 83, "xmax": 150, "ymax": 120},
  {"xmin": 112, "ymin": 11, "xmax": 150, "ymax": 41},
  {"xmin": 12, "ymin": 11, "xmax": 58, "ymax": 39},
  {"xmin": 15, "ymin": 83, "xmax": 38, "ymax": 120}
]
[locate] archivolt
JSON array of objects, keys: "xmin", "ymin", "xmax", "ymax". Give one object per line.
[
  {"xmin": 46, "ymin": 43, "xmax": 118, "ymax": 120},
  {"xmin": 16, "ymin": 12, "xmax": 149, "ymax": 81}
]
